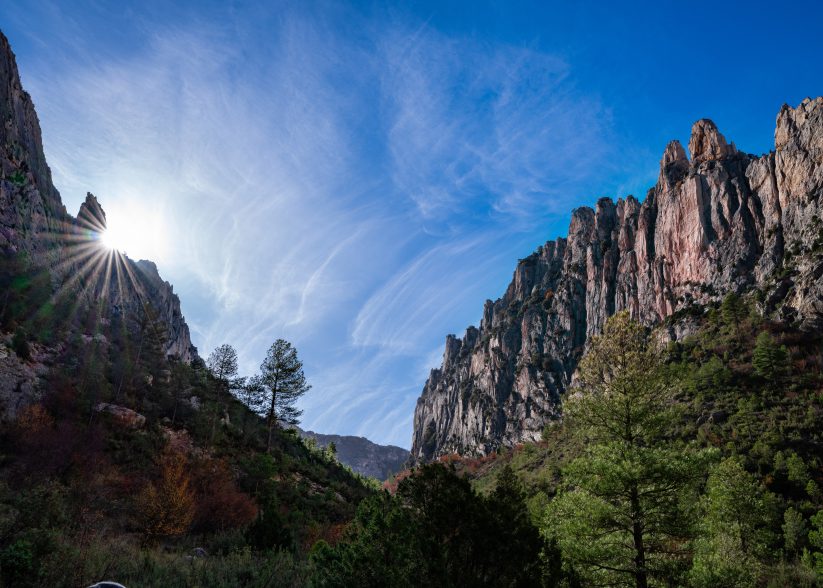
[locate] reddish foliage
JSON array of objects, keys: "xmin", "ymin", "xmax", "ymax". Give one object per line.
[
  {"xmin": 43, "ymin": 381, "xmax": 80, "ymax": 418},
  {"xmin": 135, "ymin": 450, "xmax": 196, "ymax": 539},
  {"xmin": 15, "ymin": 403, "xmax": 54, "ymax": 437},
  {"xmin": 383, "ymin": 468, "xmax": 414, "ymax": 494},
  {"xmin": 190, "ymin": 457, "xmax": 258, "ymax": 533},
  {"xmin": 302, "ymin": 522, "xmax": 349, "ymax": 550},
  {"xmin": 436, "ymin": 453, "xmax": 462, "ymax": 465},
  {"xmin": 12, "ymin": 405, "xmax": 86, "ymax": 477}
]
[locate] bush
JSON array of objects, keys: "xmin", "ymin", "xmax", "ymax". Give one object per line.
[{"xmin": 0, "ymin": 539, "xmax": 35, "ymax": 586}]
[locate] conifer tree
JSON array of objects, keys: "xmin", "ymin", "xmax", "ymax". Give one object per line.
[
  {"xmin": 236, "ymin": 375, "xmax": 265, "ymax": 437},
  {"xmin": 721, "ymin": 292, "xmax": 746, "ymax": 326},
  {"xmin": 259, "ymin": 339, "xmax": 310, "ymax": 451},
  {"xmin": 689, "ymin": 458, "xmax": 777, "ymax": 587},
  {"xmin": 207, "ymin": 343, "xmax": 239, "ymax": 441},
  {"xmin": 809, "ymin": 509, "xmax": 823, "ymax": 578},
  {"xmin": 752, "ymin": 331, "xmax": 789, "ymax": 389},
  {"xmin": 544, "ymin": 312, "xmax": 714, "ymax": 588}
]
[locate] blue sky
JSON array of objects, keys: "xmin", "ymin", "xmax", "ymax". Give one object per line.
[{"xmin": 2, "ymin": 1, "xmax": 822, "ymax": 448}]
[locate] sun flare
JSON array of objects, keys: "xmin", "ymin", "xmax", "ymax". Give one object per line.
[
  {"xmin": 100, "ymin": 227, "xmax": 122, "ymax": 251},
  {"xmin": 98, "ymin": 204, "xmax": 170, "ymax": 263}
]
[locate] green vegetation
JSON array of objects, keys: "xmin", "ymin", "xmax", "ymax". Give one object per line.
[
  {"xmin": 449, "ymin": 301, "xmax": 823, "ymax": 587},
  {"xmin": 0, "ymin": 260, "xmax": 373, "ymax": 586},
  {"xmin": 545, "ymin": 313, "xmax": 714, "ymax": 586},
  {"xmin": 689, "ymin": 457, "xmax": 777, "ymax": 587},
  {"xmin": 4, "ymin": 240, "xmax": 823, "ymax": 586},
  {"xmin": 310, "ymin": 463, "xmax": 564, "ymax": 587},
  {"xmin": 258, "ymin": 339, "xmax": 312, "ymax": 451}
]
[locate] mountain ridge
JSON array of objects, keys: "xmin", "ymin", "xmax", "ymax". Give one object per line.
[
  {"xmin": 297, "ymin": 427, "xmax": 409, "ymax": 480},
  {"xmin": 410, "ymin": 98, "xmax": 823, "ymax": 463}
]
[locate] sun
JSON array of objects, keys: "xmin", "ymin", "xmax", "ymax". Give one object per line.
[
  {"xmin": 100, "ymin": 227, "xmax": 123, "ymax": 251},
  {"xmin": 98, "ymin": 204, "xmax": 170, "ymax": 262},
  {"xmin": 100, "ymin": 220, "xmax": 142, "ymax": 255}
]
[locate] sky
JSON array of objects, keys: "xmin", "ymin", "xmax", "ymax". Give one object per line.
[{"xmin": 2, "ymin": 1, "xmax": 822, "ymax": 448}]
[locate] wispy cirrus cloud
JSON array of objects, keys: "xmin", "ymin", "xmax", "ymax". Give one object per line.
[
  {"xmin": 378, "ymin": 29, "xmax": 610, "ymax": 229},
  {"xmin": 11, "ymin": 3, "xmax": 616, "ymax": 447}
]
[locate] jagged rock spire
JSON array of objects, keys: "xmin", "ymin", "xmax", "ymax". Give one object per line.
[
  {"xmin": 0, "ymin": 30, "xmax": 199, "ymax": 364},
  {"xmin": 658, "ymin": 140, "xmax": 689, "ymax": 191},
  {"xmin": 0, "ymin": 30, "xmax": 62, "ymax": 215},
  {"xmin": 77, "ymin": 192, "xmax": 107, "ymax": 232},
  {"xmin": 411, "ymin": 98, "xmax": 823, "ymax": 464},
  {"xmin": 688, "ymin": 118, "xmax": 736, "ymax": 163}
]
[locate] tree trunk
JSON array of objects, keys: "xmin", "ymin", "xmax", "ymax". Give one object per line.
[
  {"xmin": 265, "ymin": 375, "xmax": 279, "ymax": 451},
  {"xmin": 266, "ymin": 404, "xmax": 274, "ymax": 452},
  {"xmin": 210, "ymin": 379, "xmax": 222, "ymax": 443},
  {"xmin": 630, "ymin": 486, "xmax": 648, "ymax": 588}
]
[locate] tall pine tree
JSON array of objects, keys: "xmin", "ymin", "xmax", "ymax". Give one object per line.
[
  {"xmin": 544, "ymin": 312, "xmax": 714, "ymax": 588},
  {"xmin": 259, "ymin": 339, "xmax": 310, "ymax": 451},
  {"xmin": 207, "ymin": 344, "xmax": 239, "ymax": 441},
  {"xmin": 752, "ymin": 331, "xmax": 789, "ymax": 390}
]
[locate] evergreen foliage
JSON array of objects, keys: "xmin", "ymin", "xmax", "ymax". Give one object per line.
[
  {"xmin": 544, "ymin": 312, "xmax": 715, "ymax": 587},
  {"xmin": 810, "ymin": 510, "xmax": 823, "ymax": 579},
  {"xmin": 207, "ymin": 343, "xmax": 239, "ymax": 440},
  {"xmin": 258, "ymin": 339, "xmax": 311, "ymax": 451},
  {"xmin": 311, "ymin": 462, "xmax": 562, "ymax": 587},
  {"xmin": 3, "ymin": 226, "xmax": 823, "ymax": 586},
  {"xmin": 689, "ymin": 457, "xmax": 778, "ymax": 587},
  {"xmin": 752, "ymin": 331, "xmax": 789, "ymax": 387}
]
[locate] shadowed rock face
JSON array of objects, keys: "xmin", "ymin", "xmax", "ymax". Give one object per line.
[
  {"xmin": 411, "ymin": 98, "xmax": 823, "ymax": 463},
  {"xmin": 0, "ymin": 30, "xmax": 197, "ymax": 365}
]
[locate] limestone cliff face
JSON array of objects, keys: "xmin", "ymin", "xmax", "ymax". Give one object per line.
[
  {"xmin": 0, "ymin": 30, "xmax": 197, "ymax": 363},
  {"xmin": 411, "ymin": 99, "xmax": 823, "ymax": 463}
]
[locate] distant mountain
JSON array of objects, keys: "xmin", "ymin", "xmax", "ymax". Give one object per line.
[
  {"xmin": 412, "ymin": 98, "xmax": 823, "ymax": 463},
  {"xmin": 298, "ymin": 428, "xmax": 409, "ymax": 480}
]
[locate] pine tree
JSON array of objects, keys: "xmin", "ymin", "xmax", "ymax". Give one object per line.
[
  {"xmin": 544, "ymin": 312, "xmax": 714, "ymax": 588},
  {"xmin": 721, "ymin": 292, "xmax": 746, "ymax": 326},
  {"xmin": 137, "ymin": 305, "xmax": 169, "ymax": 400},
  {"xmin": 689, "ymin": 458, "xmax": 777, "ymax": 587},
  {"xmin": 259, "ymin": 339, "xmax": 310, "ymax": 451},
  {"xmin": 236, "ymin": 375, "xmax": 265, "ymax": 437},
  {"xmin": 207, "ymin": 344, "xmax": 239, "ymax": 441},
  {"xmin": 752, "ymin": 331, "xmax": 789, "ymax": 389},
  {"xmin": 809, "ymin": 509, "xmax": 823, "ymax": 579}
]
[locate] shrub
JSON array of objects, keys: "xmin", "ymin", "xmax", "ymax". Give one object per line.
[{"xmin": 134, "ymin": 450, "xmax": 196, "ymax": 540}]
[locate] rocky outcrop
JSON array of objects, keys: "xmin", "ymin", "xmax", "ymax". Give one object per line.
[
  {"xmin": 0, "ymin": 30, "xmax": 197, "ymax": 367},
  {"xmin": 94, "ymin": 403, "xmax": 146, "ymax": 429},
  {"xmin": 299, "ymin": 428, "xmax": 410, "ymax": 480},
  {"xmin": 0, "ymin": 337, "xmax": 53, "ymax": 419},
  {"xmin": 411, "ymin": 98, "xmax": 823, "ymax": 463}
]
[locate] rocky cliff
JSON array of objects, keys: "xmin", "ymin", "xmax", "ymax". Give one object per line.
[
  {"xmin": 410, "ymin": 98, "xmax": 823, "ymax": 463},
  {"xmin": 0, "ymin": 30, "xmax": 197, "ymax": 373}
]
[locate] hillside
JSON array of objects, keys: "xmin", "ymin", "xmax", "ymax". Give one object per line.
[
  {"xmin": 0, "ymin": 30, "xmax": 374, "ymax": 587},
  {"xmin": 411, "ymin": 100, "xmax": 823, "ymax": 463}
]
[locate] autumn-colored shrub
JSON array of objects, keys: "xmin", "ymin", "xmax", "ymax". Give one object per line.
[
  {"xmin": 15, "ymin": 403, "xmax": 54, "ymax": 438},
  {"xmin": 190, "ymin": 457, "xmax": 258, "ymax": 533},
  {"xmin": 134, "ymin": 450, "xmax": 195, "ymax": 540}
]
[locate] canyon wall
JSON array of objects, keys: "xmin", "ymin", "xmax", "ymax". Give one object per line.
[{"xmin": 411, "ymin": 98, "xmax": 823, "ymax": 462}]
